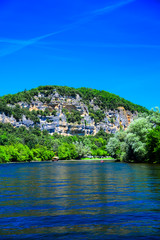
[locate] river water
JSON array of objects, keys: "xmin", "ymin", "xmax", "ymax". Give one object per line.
[{"xmin": 0, "ymin": 161, "xmax": 160, "ymax": 240}]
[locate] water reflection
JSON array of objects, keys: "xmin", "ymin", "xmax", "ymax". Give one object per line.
[{"xmin": 0, "ymin": 162, "xmax": 160, "ymax": 239}]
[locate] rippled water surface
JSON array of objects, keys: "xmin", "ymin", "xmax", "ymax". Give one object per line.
[{"xmin": 1, "ymin": 161, "xmax": 160, "ymax": 239}]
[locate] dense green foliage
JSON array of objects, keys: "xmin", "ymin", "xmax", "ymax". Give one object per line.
[
  {"xmin": 106, "ymin": 109, "xmax": 160, "ymax": 163},
  {"xmin": 0, "ymin": 123, "xmax": 110, "ymax": 163},
  {"xmin": 147, "ymin": 126, "xmax": 160, "ymax": 163},
  {"xmin": 88, "ymin": 106, "xmax": 105, "ymax": 124},
  {"xmin": 78, "ymin": 87, "xmax": 148, "ymax": 112},
  {"xmin": 62, "ymin": 108, "xmax": 81, "ymax": 124},
  {"xmin": 0, "ymin": 144, "xmax": 54, "ymax": 163},
  {"xmin": 58, "ymin": 143, "xmax": 78, "ymax": 160}
]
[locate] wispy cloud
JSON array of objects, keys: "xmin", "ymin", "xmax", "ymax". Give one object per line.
[
  {"xmin": 37, "ymin": 40, "xmax": 160, "ymax": 50},
  {"xmin": 0, "ymin": 0, "xmax": 135, "ymax": 57},
  {"xmin": 0, "ymin": 28, "xmax": 70, "ymax": 57},
  {"xmin": 92, "ymin": 0, "xmax": 135, "ymax": 15},
  {"xmin": 70, "ymin": 0, "xmax": 135, "ymax": 25}
]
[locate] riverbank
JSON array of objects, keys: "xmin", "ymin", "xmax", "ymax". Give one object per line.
[
  {"xmin": 61, "ymin": 159, "xmax": 117, "ymax": 162},
  {"xmin": 1, "ymin": 157, "xmax": 116, "ymax": 164},
  {"xmin": 53, "ymin": 157, "xmax": 117, "ymax": 162},
  {"xmin": 80, "ymin": 157, "xmax": 115, "ymax": 160}
]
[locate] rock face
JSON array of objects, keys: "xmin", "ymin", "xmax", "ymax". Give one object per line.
[{"xmin": 0, "ymin": 91, "xmax": 137, "ymax": 135}]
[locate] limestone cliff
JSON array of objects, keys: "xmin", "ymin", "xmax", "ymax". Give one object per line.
[{"xmin": 0, "ymin": 89, "xmax": 138, "ymax": 135}]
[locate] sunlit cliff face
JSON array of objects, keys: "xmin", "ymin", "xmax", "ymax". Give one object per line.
[{"xmin": 0, "ymin": 91, "xmax": 137, "ymax": 136}]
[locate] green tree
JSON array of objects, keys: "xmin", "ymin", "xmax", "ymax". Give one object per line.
[
  {"xmin": 0, "ymin": 146, "xmax": 10, "ymax": 163},
  {"xmin": 74, "ymin": 141, "xmax": 91, "ymax": 158},
  {"xmin": 106, "ymin": 118, "xmax": 153, "ymax": 162},
  {"xmin": 146, "ymin": 126, "xmax": 160, "ymax": 163},
  {"xmin": 58, "ymin": 143, "xmax": 78, "ymax": 160},
  {"xmin": 16, "ymin": 144, "xmax": 33, "ymax": 162},
  {"xmin": 106, "ymin": 137, "xmax": 121, "ymax": 159}
]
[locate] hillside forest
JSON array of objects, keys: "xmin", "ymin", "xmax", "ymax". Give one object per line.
[
  {"xmin": 0, "ymin": 86, "xmax": 159, "ymax": 163},
  {"xmin": 0, "ymin": 109, "xmax": 159, "ymax": 163}
]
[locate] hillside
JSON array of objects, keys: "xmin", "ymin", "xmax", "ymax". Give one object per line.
[{"xmin": 0, "ymin": 85, "xmax": 148, "ymax": 135}]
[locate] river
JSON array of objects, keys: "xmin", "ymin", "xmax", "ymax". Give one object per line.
[{"xmin": 0, "ymin": 161, "xmax": 160, "ymax": 239}]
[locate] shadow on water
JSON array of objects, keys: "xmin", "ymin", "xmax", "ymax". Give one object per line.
[{"xmin": 0, "ymin": 161, "xmax": 160, "ymax": 239}]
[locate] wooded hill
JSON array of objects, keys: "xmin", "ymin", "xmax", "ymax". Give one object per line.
[
  {"xmin": 0, "ymin": 85, "xmax": 148, "ymax": 125},
  {"xmin": 0, "ymin": 86, "xmax": 160, "ymax": 164}
]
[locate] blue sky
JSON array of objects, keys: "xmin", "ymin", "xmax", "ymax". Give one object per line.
[{"xmin": 0, "ymin": 0, "xmax": 160, "ymax": 109}]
